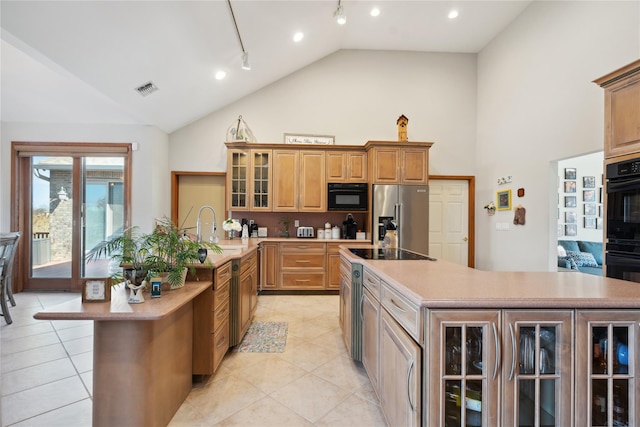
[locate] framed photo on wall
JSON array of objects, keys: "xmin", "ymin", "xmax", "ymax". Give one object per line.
[
  {"xmin": 583, "ymin": 176, "xmax": 596, "ymax": 188},
  {"xmin": 564, "ymin": 168, "xmax": 577, "ymax": 180},
  {"xmin": 564, "ymin": 181, "xmax": 576, "ymax": 193},
  {"xmin": 565, "ymin": 211, "xmax": 577, "ymax": 223},
  {"xmin": 584, "ymin": 204, "xmax": 597, "ymax": 216},
  {"xmin": 583, "ymin": 190, "xmax": 596, "ymax": 202},
  {"xmin": 584, "ymin": 218, "xmax": 596, "ymax": 229},
  {"xmin": 564, "ymin": 196, "xmax": 577, "ymax": 208},
  {"xmin": 565, "ymin": 224, "xmax": 577, "ymax": 236},
  {"xmin": 497, "ymin": 189, "xmax": 512, "ymax": 210}
]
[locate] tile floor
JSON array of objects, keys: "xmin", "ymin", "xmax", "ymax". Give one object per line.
[{"xmin": 1, "ymin": 292, "xmax": 387, "ymax": 426}]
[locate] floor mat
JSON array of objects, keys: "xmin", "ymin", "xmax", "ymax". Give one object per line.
[{"xmin": 234, "ymin": 321, "xmax": 288, "ymax": 353}]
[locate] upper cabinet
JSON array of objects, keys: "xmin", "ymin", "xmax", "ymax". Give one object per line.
[
  {"xmin": 326, "ymin": 151, "xmax": 368, "ymax": 182},
  {"xmin": 226, "ymin": 148, "xmax": 272, "ymax": 211},
  {"xmin": 367, "ymin": 141, "xmax": 432, "ymax": 184},
  {"xmin": 272, "ymin": 149, "xmax": 326, "ymax": 212},
  {"xmin": 594, "ymin": 60, "xmax": 640, "ymax": 159}
]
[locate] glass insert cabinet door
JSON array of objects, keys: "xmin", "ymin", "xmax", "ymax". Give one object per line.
[
  {"xmin": 576, "ymin": 310, "xmax": 639, "ymax": 427},
  {"xmin": 250, "ymin": 150, "xmax": 271, "ymax": 210},
  {"xmin": 503, "ymin": 310, "xmax": 573, "ymax": 427},
  {"xmin": 228, "ymin": 150, "xmax": 248, "ymax": 210},
  {"xmin": 428, "ymin": 310, "xmax": 501, "ymax": 427}
]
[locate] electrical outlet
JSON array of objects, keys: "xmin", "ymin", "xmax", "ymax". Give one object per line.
[{"xmin": 294, "ymin": 219, "xmax": 299, "ymax": 227}]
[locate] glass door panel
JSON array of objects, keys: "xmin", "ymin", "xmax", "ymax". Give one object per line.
[
  {"xmin": 31, "ymin": 156, "xmax": 73, "ymax": 278},
  {"xmin": 82, "ymin": 157, "xmax": 125, "ymax": 279},
  {"xmin": 252, "ymin": 151, "xmax": 271, "ymax": 210},
  {"xmin": 230, "ymin": 151, "xmax": 248, "ymax": 209}
]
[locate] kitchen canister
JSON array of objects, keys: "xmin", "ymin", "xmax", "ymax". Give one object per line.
[
  {"xmin": 317, "ymin": 229, "xmax": 325, "ymax": 239},
  {"xmin": 331, "ymin": 226, "xmax": 341, "ymax": 239}
]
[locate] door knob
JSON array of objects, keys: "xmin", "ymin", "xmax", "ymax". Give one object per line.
[{"xmin": 463, "ymin": 237, "xmax": 468, "ymax": 242}]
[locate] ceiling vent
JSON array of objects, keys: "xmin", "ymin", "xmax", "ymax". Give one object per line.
[{"xmin": 135, "ymin": 81, "xmax": 159, "ymax": 97}]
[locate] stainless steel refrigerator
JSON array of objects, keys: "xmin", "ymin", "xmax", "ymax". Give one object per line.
[{"xmin": 372, "ymin": 184, "xmax": 429, "ymax": 254}]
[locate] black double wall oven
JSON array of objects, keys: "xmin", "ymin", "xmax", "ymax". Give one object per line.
[{"xmin": 606, "ymin": 156, "xmax": 640, "ymax": 282}]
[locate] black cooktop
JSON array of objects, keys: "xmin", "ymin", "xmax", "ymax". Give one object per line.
[{"xmin": 349, "ymin": 248, "xmax": 436, "ymax": 261}]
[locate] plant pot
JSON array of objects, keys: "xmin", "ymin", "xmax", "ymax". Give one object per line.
[
  {"xmin": 486, "ymin": 209, "xmax": 496, "ymax": 216},
  {"xmin": 124, "ymin": 268, "xmax": 147, "ymax": 286},
  {"xmin": 160, "ymin": 268, "xmax": 188, "ymax": 290}
]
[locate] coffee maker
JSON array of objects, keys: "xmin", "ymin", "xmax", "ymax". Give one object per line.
[{"xmin": 342, "ymin": 213, "xmax": 358, "ymax": 239}]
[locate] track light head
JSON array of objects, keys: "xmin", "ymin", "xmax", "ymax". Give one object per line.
[
  {"xmin": 242, "ymin": 51, "xmax": 251, "ymax": 70},
  {"xmin": 335, "ymin": 4, "xmax": 346, "ymax": 25}
]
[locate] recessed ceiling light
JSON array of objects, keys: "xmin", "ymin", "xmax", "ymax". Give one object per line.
[
  {"xmin": 370, "ymin": 7, "xmax": 380, "ymax": 17},
  {"xmin": 448, "ymin": 10, "xmax": 459, "ymax": 19},
  {"xmin": 215, "ymin": 70, "xmax": 226, "ymax": 80},
  {"xmin": 293, "ymin": 32, "xmax": 304, "ymax": 42}
]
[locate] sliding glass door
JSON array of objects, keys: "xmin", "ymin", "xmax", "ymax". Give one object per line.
[{"xmin": 13, "ymin": 143, "xmax": 131, "ymax": 292}]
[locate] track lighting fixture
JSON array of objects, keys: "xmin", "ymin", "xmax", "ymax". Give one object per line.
[
  {"xmin": 242, "ymin": 51, "xmax": 251, "ymax": 70},
  {"xmin": 228, "ymin": 0, "xmax": 251, "ymax": 71},
  {"xmin": 334, "ymin": 0, "xmax": 346, "ymax": 25}
]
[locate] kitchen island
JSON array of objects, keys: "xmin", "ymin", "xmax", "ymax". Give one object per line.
[
  {"xmin": 33, "ymin": 241, "xmax": 259, "ymax": 427},
  {"xmin": 339, "ymin": 247, "xmax": 640, "ymax": 427}
]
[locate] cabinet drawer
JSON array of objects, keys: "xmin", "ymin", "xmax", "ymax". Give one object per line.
[
  {"xmin": 212, "ymin": 318, "xmax": 229, "ymax": 372},
  {"xmin": 212, "ymin": 300, "xmax": 230, "ymax": 333},
  {"xmin": 213, "ymin": 280, "xmax": 230, "ymax": 312},
  {"xmin": 363, "ymin": 267, "xmax": 381, "ymax": 300},
  {"xmin": 240, "ymin": 251, "xmax": 257, "ymax": 276},
  {"xmin": 281, "ymin": 272, "xmax": 325, "ymax": 289},
  {"xmin": 280, "ymin": 242, "xmax": 325, "ymax": 252},
  {"xmin": 281, "ymin": 253, "xmax": 325, "ymax": 269},
  {"xmin": 215, "ymin": 262, "xmax": 232, "ymax": 287},
  {"xmin": 381, "ymin": 281, "xmax": 422, "ymax": 343}
]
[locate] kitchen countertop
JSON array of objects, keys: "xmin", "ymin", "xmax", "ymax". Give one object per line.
[{"xmin": 340, "ymin": 246, "xmax": 640, "ymax": 309}]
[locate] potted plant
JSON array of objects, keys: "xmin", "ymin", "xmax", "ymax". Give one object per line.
[
  {"xmin": 144, "ymin": 217, "xmax": 220, "ymax": 288},
  {"xmin": 86, "ymin": 217, "xmax": 221, "ymax": 289},
  {"xmin": 484, "ymin": 201, "xmax": 496, "ymax": 216}
]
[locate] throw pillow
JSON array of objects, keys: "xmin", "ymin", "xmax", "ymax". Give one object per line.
[
  {"xmin": 560, "ymin": 256, "xmax": 578, "ymax": 270},
  {"xmin": 557, "ymin": 245, "xmax": 567, "ymax": 257},
  {"xmin": 567, "ymin": 250, "xmax": 599, "ymax": 268}
]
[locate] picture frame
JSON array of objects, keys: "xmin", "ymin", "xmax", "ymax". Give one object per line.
[
  {"xmin": 82, "ymin": 278, "xmax": 111, "ymax": 303},
  {"xmin": 565, "ymin": 211, "xmax": 577, "ymax": 223},
  {"xmin": 564, "ymin": 168, "xmax": 576, "ymax": 180},
  {"xmin": 584, "ymin": 204, "xmax": 597, "ymax": 216},
  {"xmin": 564, "ymin": 181, "xmax": 576, "ymax": 193},
  {"xmin": 557, "ymin": 223, "xmax": 564, "ymax": 237},
  {"xmin": 283, "ymin": 133, "xmax": 335, "ymax": 145},
  {"xmin": 565, "ymin": 224, "xmax": 577, "ymax": 236},
  {"xmin": 583, "ymin": 189, "xmax": 596, "ymax": 202},
  {"xmin": 564, "ymin": 196, "xmax": 577, "ymax": 208},
  {"xmin": 584, "ymin": 217, "xmax": 596, "ymax": 229},
  {"xmin": 497, "ymin": 189, "xmax": 512, "ymax": 210},
  {"xmin": 583, "ymin": 176, "xmax": 596, "ymax": 188}
]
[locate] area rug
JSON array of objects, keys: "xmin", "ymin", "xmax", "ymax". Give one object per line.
[{"xmin": 234, "ymin": 321, "xmax": 288, "ymax": 353}]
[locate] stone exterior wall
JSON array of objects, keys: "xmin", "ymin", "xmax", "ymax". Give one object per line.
[{"xmin": 48, "ymin": 170, "xmax": 73, "ymax": 262}]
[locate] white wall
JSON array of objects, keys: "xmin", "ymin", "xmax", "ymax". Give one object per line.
[
  {"xmin": 0, "ymin": 123, "xmax": 169, "ymax": 233},
  {"xmin": 169, "ymin": 50, "xmax": 478, "ymax": 177},
  {"xmin": 476, "ymin": 1, "xmax": 639, "ymax": 271}
]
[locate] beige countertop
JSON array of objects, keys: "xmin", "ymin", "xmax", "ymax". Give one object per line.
[
  {"xmin": 339, "ymin": 246, "xmax": 640, "ymax": 309},
  {"xmin": 34, "ymin": 280, "xmax": 211, "ymax": 321}
]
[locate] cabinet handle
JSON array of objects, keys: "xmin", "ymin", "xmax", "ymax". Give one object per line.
[
  {"xmin": 360, "ymin": 293, "xmax": 364, "ymax": 322},
  {"xmin": 390, "ymin": 298, "xmax": 406, "ymax": 312},
  {"xmin": 215, "ymin": 335, "xmax": 226, "ymax": 349},
  {"xmin": 406, "ymin": 358, "xmax": 415, "ymax": 412},
  {"xmin": 508, "ymin": 322, "xmax": 516, "ymax": 381},
  {"xmin": 295, "ymin": 260, "xmax": 311, "ymax": 263},
  {"xmin": 295, "ymin": 279, "xmax": 310, "ymax": 283},
  {"xmin": 492, "ymin": 322, "xmax": 501, "ymax": 380}
]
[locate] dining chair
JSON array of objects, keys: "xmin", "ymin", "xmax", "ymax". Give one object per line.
[{"xmin": 0, "ymin": 232, "xmax": 21, "ymax": 325}]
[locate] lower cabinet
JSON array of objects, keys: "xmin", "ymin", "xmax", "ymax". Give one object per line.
[
  {"xmin": 326, "ymin": 243, "xmax": 342, "ymax": 290},
  {"xmin": 280, "ymin": 242, "xmax": 325, "ymax": 290},
  {"xmin": 380, "ymin": 309, "xmax": 421, "ymax": 427},
  {"xmin": 362, "ymin": 286, "xmax": 380, "ymax": 396},
  {"xmin": 339, "ymin": 257, "xmax": 352, "ymax": 356},
  {"xmin": 259, "ymin": 242, "xmax": 279, "ymax": 290}
]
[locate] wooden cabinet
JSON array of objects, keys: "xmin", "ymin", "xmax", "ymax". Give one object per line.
[
  {"xmin": 259, "ymin": 242, "xmax": 279, "ymax": 290},
  {"xmin": 279, "ymin": 242, "xmax": 325, "ymax": 289},
  {"xmin": 192, "ymin": 261, "xmax": 231, "ymax": 375},
  {"xmin": 362, "ymin": 268, "xmax": 381, "ymax": 396},
  {"xmin": 594, "ymin": 60, "xmax": 640, "ymax": 159},
  {"xmin": 380, "ymin": 308, "xmax": 421, "ymax": 427},
  {"xmin": 226, "ymin": 148, "xmax": 272, "ymax": 211},
  {"xmin": 273, "ymin": 150, "xmax": 326, "ymax": 212},
  {"xmin": 576, "ymin": 310, "xmax": 639, "ymax": 427},
  {"xmin": 326, "ymin": 151, "xmax": 367, "ymax": 182},
  {"xmin": 239, "ymin": 251, "xmax": 257, "ymax": 339},
  {"xmin": 367, "ymin": 141, "xmax": 432, "ymax": 184},
  {"xmin": 326, "ymin": 243, "xmax": 342, "ymax": 290},
  {"xmin": 427, "ymin": 309, "xmax": 575, "ymax": 427}
]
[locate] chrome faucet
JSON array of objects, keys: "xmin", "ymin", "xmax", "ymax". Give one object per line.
[{"xmin": 196, "ymin": 205, "xmax": 218, "ymax": 243}]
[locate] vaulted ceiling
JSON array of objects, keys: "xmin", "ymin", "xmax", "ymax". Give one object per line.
[{"xmin": 1, "ymin": 1, "xmax": 532, "ymax": 133}]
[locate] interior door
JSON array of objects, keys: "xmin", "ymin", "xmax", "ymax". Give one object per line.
[{"xmin": 429, "ymin": 179, "xmax": 470, "ymax": 266}]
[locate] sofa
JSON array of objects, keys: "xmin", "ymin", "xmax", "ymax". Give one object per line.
[{"xmin": 557, "ymin": 240, "xmax": 603, "ymax": 276}]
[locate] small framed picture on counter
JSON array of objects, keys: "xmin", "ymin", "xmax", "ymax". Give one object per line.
[{"xmin": 82, "ymin": 278, "xmax": 111, "ymax": 303}]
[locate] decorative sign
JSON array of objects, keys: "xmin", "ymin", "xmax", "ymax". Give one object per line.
[
  {"xmin": 82, "ymin": 279, "xmax": 111, "ymax": 303},
  {"xmin": 283, "ymin": 133, "xmax": 335, "ymax": 145}
]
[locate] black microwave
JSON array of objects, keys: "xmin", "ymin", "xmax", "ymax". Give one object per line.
[{"xmin": 327, "ymin": 183, "xmax": 368, "ymax": 211}]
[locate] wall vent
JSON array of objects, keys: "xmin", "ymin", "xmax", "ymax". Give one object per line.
[{"xmin": 135, "ymin": 81, "xmax": 159, "ymax": 97}]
